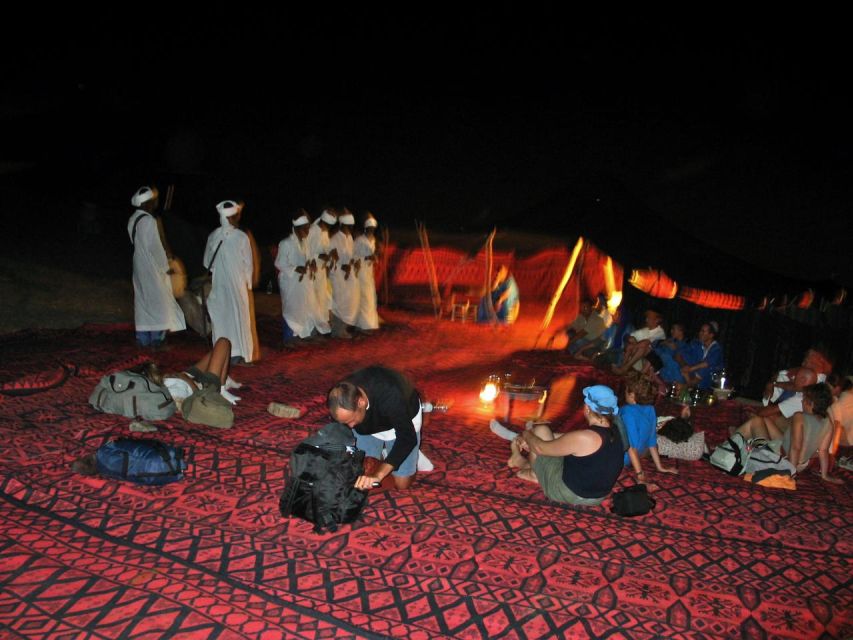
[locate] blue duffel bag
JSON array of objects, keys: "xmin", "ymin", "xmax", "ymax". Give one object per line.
[{"xmin": 95, "ymin": 437, "xmax": 188, "ymax": 485}]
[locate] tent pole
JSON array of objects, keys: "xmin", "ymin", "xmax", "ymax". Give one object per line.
[
  {"xmin": 483, "ymin": 228, "xmax": 497, "ymax": 324},
  {"xmin": 417, "ymin": 221, "xmax": 442, "ymax": 318},
  {"xmin": 534, "ymin": 236, "xmax": 584, "ymax": 348}
]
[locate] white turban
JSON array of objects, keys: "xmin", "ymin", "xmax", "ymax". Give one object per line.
[
  {"xmin": 292, "ymin": 215, "xmax": 309, "ymax": 226},
  {"xmin": 319, "ymin": 210, "xmax": 337, "ymax": 225},
  {"xmin": 131, "ymin": 186, "xmax": 158, "ymax": 207},
  {"xmin": 364, "ymin": 214, "xmax": 378, "ymax": 228},
  {"xmin": 216, "ymin": 200, "xmax": 241, "ymax": 229},
  {"xmin": 339, "ymin": 213, "xmax": 355, "ymax": 225}
]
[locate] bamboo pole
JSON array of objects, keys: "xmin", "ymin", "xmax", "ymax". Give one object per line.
[
  {"xmin": 483, "ymin": 228, "xmax": 497, "ymax": 324},
  {"xmin": 534, "ymin": 236, "xmax": 584, "ymax": 347},
  {"xmin": 416, "ymin": 221, "xmax": 442, "ymax": 318}
]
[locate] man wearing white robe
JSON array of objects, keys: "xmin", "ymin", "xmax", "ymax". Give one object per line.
[
  {"xmin": 275, "ymin": 212, "xmax": 329, "ymax": 341},
  {"xmin": 306, "ymin": 210, "xmax": 336, "ymax": 334},
  {"xmin": 329, "ymin": 210, "xmax": 360, "ymax": 338},
  {"xmin": 354, "ymin": 212, "xmax": 380, "ymax": 331},
  {"xmin": 127, "ymin": 186, "xmax": 186, "ymax": 347},
  {"xmin": 203, "ymin": 200, "xmax": 256, "ymax": 364}
]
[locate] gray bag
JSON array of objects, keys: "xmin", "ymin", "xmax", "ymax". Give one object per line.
[
  {"xmin": 181, "ymin": 384, "xmax": 234, "ymax": 429},
  {"xmin": 89, "ymin": 371, "xmax": 176, "ymax": 421},
  {"xmin": 710, "ymin": 433, "xmax": 770, "ymax": 476}
]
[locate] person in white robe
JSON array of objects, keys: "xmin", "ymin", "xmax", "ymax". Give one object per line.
[
  {"xmin": 329, "ymin": 210, "xmax": 360, "ymax": 338},
  {"xmin": 203, "ymin": 200, "xmax": 256, "ymax": 364},
  {"xmin": 306, "ymin": 209, "xmax": 336, "ymax": 334},
  {"xmin": 354, "ymin": 212, "xmax": 380, "ymax": 331},
  {"xmin": 127, "ymin": 186, "xmax": 186, "ymax": 347},
  {"xmin": 275, "ymin": 211, "xmax": 328, "ymax": 341}
]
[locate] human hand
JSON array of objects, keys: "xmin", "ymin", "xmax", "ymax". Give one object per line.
[
  {"xmin": 354, "ymin": 474, "xmax": 382, "ymax": 490},
  {"xmin": 514, "ymin": 435, "xmax": 529, "ymax": 452}
]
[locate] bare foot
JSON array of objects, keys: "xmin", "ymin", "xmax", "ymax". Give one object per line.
[
  {"xmin": 508, "ymin": 453, "xmax": 527, "ymax": 469},
  {"xmin": 516, "ymin": 468, "xmax": 538, "ymax": 483}
]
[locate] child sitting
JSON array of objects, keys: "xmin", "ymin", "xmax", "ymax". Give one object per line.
[{"xmin": 621, "ymin": 370, "xmax": 678, "ymax": 482}]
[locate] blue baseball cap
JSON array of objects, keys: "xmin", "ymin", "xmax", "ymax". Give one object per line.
[{"xmin": 583, "ymin": 385, "xmax": 619, "ymax": 415}]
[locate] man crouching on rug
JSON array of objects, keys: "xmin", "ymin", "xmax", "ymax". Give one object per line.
[
  {"xmin": 328, "ymin": 366, "xmax": 427, "ymax": 490},
  {"xmin": 509, "ymin": 385, "xmax": 624, "ymax": 506}
]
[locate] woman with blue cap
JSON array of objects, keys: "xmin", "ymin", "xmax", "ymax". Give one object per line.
[{"xmin": 509, "ymin": 385, "xmax": 624, "ymax": 506}]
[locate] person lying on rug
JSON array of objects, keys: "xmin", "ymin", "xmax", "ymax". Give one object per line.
[
  {"xmin": 328, "ymin": 365, "xmax": 433, "ymax": 491},
  {"xmin": 507, "ymin": 385, "xmax": 624, "ymax": 506},
  {"xmin": 620, "ymin": 371, "xmax": 678, "ymax": 482},
  {"xmin": 140, "ymin": 337, "xmax": 242, "ymax": 408},
  {"xmin": 734, "ymin": 382, "xmax": 842, "ymax": 484}
]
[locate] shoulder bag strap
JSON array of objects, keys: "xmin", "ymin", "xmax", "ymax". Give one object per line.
[
  {"xmin": 131, "ymin": 212, "xmax": 151, "ymax": 246},
  {"xmin": 205, "ymin": 241, "xmax": 224, "ymax": 272}
]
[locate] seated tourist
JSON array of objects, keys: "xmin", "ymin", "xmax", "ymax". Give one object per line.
[
  {"xmin": 612, "ymin": 309, "xmax": 666, "ymax": 375},
  {"xmin": 744, "ymin": 366, "xmax": 818, "ymax": 426},
  {"xmin": 655, "ymin": 322, "xmax": 689, "ymax": 385},
  {"xmin": 477, "ymin": 265, "xmax": 520, "ymax": 324},
  {"xmin": 763, "ymin": 346, "xmax": 834, "ymax": 406},
  {"xmin": 546, "ymin": 298, "xmax": 607, "ymax": 355},
  {"xmin": 736, "ymin": 383, "xmax": 841, "ymax": 484},
  {"xmin": 620, "ymin": 371, "xmax": 678, "ymax": 482},
  {"xmin": 507, "ymin": 385, "xmax": 624, "ymax": 506},
  {"xmin": 678, "ymin": 321, "xmax": 724, "ymax": 389},
  {"xmin": 827, "ymin": 375, "xmax": 853, "ymax": 466}
]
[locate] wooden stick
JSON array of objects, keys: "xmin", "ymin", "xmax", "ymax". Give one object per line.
[{"xmin": 535, "ymin": 236, "xmax": 584, "ymax": 347}]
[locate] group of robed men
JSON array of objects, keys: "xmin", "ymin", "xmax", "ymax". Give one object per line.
[{"xmin": 128, "ymin": 186, "xmax": 381, "ymax": 362}]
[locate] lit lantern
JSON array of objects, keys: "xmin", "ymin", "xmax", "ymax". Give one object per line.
[
  {"xmin": 479, "ymin": 375, "xmax": 502, "ymax": 404},
  {"xmin": 628, "ymin": 268, "xmax": 678, "ymax": 299}
]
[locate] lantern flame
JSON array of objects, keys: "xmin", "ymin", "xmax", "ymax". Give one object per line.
[{"xmin": 479, "ymin": 382, "xmax": 500, "ymax": 403}]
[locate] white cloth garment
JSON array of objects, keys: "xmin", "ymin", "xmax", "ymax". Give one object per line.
[
  {"xmin": 275, "ymin": 233, "xmax": 323, "ymax": 338},
  {"xmin": 306, "ymin": 223, "xmax": 333, "ymax": 331},
  {"xmin": 203, "ymin": 225, "xmax": 255, "ymax": 362},
  {"xmin": 128, "ymin": 210, "xmax": 186, "ymax": 332},
  {"xmin": 354, "ymin": 233, "xmax": 379, "ymax": 330},
  {"xmin": 329, "ymin": 230, "xmax": 360, "ymax": 325}
]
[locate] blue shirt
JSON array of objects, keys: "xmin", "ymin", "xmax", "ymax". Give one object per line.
[{"xmin": 620, "ymin": 403, "xmax": 658, "ymax": 466}]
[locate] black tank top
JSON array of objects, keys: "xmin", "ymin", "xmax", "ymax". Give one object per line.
[{"xmin": 561, "ymin": 424, "xmax": 624, "ymax": 498}]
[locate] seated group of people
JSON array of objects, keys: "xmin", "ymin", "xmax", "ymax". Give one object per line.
[
  {"xmin": 731, "ymin": 346, "xmax": 848, "ymax": 483},
  {"xmin": 501, "ymin": 371, "xmax": 677, "ymax": 506},
  {"xmin": 549, "ymin": 302, "xmax": 725, "ymax": 392}
]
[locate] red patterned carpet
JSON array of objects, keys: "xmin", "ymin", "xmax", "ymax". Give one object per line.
[{"xmin": 0, "ymin": 309, "xmax": 851, "ymax": 639}]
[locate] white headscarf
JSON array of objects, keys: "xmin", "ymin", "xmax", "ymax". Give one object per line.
[
  {"xmin": 216, "ymin": 200, "xmax": 241, "ymax": 230},
  {"xmin": 292, "ymin": 214, "xmax": 310, "ymax": 227},
  {"xmin": 339, "ymin": 212, "xmax": 355, "ymax": 226},
  {"xmin": 317, "ymin": 209, "xmax": 337, "ymax": 226},
  {"xmin": 364, "ymin": 213, "xmax": 378, "ymax": 228},
  {"xmin": 131, "ymin": 186, "xmax": 158, "ymax": 207}
]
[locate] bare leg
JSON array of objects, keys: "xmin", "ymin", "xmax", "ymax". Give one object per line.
[
  {"xmin": 195, "ymin": 338, "xmax": 232, "ymax": 384},
  {"xmin": 393, "ymin": 474, "xmax": 415, "ymax": 490},
  {"xmin": 735, "ymin": 415, "xmax": 770, "ymax": 440},
  {"xmin": 615, "ymin": 340, "xmax": 651, "ymax": 374}
]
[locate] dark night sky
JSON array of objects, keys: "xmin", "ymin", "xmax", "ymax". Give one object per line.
[{"xmin": 3, "ymin": 8, "xmax": 852, "ymax": 289}]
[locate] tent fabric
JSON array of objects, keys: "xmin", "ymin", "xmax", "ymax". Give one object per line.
[{"xmin": 0, "ymin": 317, "xmax": 851, "ymax": 639}]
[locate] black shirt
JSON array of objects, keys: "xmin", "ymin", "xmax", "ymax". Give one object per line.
[{"xmin": 344, "ymin": 366, "xmax": 421, "ymax": 470}]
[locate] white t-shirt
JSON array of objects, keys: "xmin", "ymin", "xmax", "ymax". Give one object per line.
[
  {"xmin": 630, "ymin": 326, "xmax": 666, "ymax": 343},
  {"xmin": 163, "ymin": 376, "xmax": 195, "ymax": 401}
]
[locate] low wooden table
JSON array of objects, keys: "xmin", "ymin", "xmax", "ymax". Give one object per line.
[{"xmin": 503, "ymin": 384, "xmax": 549, "ymax": 423}]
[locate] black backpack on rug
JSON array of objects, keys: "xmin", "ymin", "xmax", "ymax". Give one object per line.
[{"xmin": 279, "ymin": 422, "xmax": 369, "ymax": 533}]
